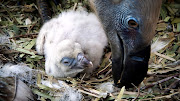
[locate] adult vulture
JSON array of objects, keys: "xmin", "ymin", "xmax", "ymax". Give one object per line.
[{"xmin": 90, "ymin": 0, "xmax": 162, "ymax": 88}]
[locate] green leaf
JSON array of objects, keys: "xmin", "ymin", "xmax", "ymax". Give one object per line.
[
  {"xmin": 33, "ymin": 89, "xmax": 54, "ymax": 100},
  {"xmin": 12, "ymin": 25, "xmax": 20, "ymax": 34},
  {"xmin": 166, "ymin": 5, "xmax": 175, "ymax": 15},
  {"xmin": 24, "ymin": 39, "xmax": 36, "ymax": 50},
  {"xmin": 16, "ymin": 47, "xmax": 35, "ymax": 55},
  {"xmin": 177, "ymin": 23, "xmax": 180, "ymax": 32},
  {"xmin": 15, "ymin": 17, "xmax": 23, "ymax": 24},
  {"xmin": 37, "ymin": 84, "xmax": 52, "ymax": 91},
  {"xmin": 164, "ymin": 16, "xmax": 171, "ymax": 22},
  {"xmin": 30, "ymin": 55, "xmax": 43, "ymax": 59},
  {"xmin": 160, "ymin": 5, "xmax": 167, "ymax": 20},
  {"xmin": 172, "ymin": 18, "xmax": 180, "ymax": 24}
]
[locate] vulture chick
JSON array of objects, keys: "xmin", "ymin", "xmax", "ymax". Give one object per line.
[{"xmin": 36, "ymin": 10, "xmax": 107, "ymax": 77}]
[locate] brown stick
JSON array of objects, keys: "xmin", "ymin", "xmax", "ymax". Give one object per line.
[
  {"xmin": 9, "ymin": 33, "xmax": 38, "ymax": 39},
  {"xmin": 140, "ymin": 73, "xmax": 180, "ymax": 90},
  {"xmin": 131, "ymin": 83, "xmax": 140, "ymax": 101}
]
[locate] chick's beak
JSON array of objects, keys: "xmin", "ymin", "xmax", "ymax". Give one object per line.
[{"xmin": 71, "ymin": 53, "xmax": 93, "ymax": 69}]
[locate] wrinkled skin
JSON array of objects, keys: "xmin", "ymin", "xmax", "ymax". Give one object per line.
[{"xmin": 90, "ymin": 0, "xmax": 162, "ymax": 88}]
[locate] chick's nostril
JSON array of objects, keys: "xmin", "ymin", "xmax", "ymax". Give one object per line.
[{"xmin": 77, "ymin": 53, "xmax": 84, "ymax": 61}]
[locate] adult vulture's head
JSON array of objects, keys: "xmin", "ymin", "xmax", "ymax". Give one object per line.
[{"xmin": 90, "ymin": 0, "xmax": 162, "ymax": 88}]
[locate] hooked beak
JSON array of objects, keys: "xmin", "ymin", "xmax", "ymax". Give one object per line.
[
  {"xmin": 112, "ymin": 36, "xmax": 150, "ymax": 88},
  {"xmin": 71, "ymin": 53, "xmax": 93, "ymax": 69}
]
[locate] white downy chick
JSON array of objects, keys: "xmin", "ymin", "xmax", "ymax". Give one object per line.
[{"xmin": 36, "ymin": 10, "xmax": 107, "ymax": 77}]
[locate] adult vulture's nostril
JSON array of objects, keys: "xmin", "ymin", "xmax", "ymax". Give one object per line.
[{"xmin": 130, "ymin": 55, "xmax": 144, "ymax": 62}]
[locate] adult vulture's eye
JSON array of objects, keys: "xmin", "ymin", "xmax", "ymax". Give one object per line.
[{"xmin": 127, "ymin": 17, "xmax": 139, "ymax": 29}]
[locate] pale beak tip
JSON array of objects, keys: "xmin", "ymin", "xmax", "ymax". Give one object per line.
[{"xmin": 89, "ymin": 61, "xmax": 93, "ymax": 67}]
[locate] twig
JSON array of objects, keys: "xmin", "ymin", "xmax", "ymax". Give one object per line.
[
  {"xmin": 73, "ymin": 3, "xmax": 78, "ymax": 11},
  {"xmin": 78, "ymin": 87, "xmax": 102, "ymax": 98},
  {"xmin": 166, "ymin": 60, "xmax": 180, "ymax": 67},
  {"xmin": 164, "ymin": 80, "xmax": 180, "ymax": 94},
  {"xmin": 154, "ymin": 52, "xmax": 176, "ymax": 61},
  {"xmin": 27, "ymin": 22, "xmax": 37, "ymax": 34},
  {"xmin": 86, "ymin": 76, "xmax": 111, "ymax": 84},
  {"xmin": 78, "ymin": 89, "xmax": 100, "ymax": 98},
  {"xmin": 9, "ymin": 33, "xmax": 38, "ymax": 39},
  {"xmin": 141, "ymin": 92, "xmax": 179, "ymax": 100},
  {"xmin": 0, "ymin": 49, "xmax": 19, "ymax": 54},
  {"xmin": 80, "ymin": 73, "xmax": 86, "ymax": 82},
  {"xmin": 174, "ymin": 77, "xmax": 180, "ymax": 80},
  {"xmin": 0, "ymin": 54, "xmax": 11, "ymax": 61},
  {"xmin": 131, "ymin": 83, "xmax": 140, "ymax": 101},
  {"xmin": 140, "ymin": 74, "xmax": 180, "ymax": 90},
  {"xmin": 97, "ymin": 61, "xmax": 112, "ymax": 75},
  {"xmin": 105, "ymin": 68, "xmax": 112, "ymax": 77}
]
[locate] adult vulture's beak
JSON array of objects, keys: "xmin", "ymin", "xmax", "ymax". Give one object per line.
[{"xmin": 90, "ymin": 0, "xmax": 162, "ymax": 88}]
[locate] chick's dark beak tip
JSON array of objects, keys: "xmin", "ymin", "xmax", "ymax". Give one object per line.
[
  {"xmin": 80, "ymin": 57, "xmax": 93, "ymax": 68},
  {"xmin": 72, "ymin": 53, "xmax": 93, "ymax": 69}
]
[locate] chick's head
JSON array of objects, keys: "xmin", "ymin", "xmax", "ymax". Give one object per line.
[{"xmin": 45, "ymin": 40, "xmax": 93, "ymax": 77}]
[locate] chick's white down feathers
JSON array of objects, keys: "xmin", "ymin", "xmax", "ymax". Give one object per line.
[{"xmin": 36, "ymin": 10, "xmax": 107, "ymax": 77}]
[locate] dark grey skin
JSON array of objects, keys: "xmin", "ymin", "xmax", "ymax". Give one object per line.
[{"xmin": 90, "ymin": 0, "xmax": 162, "ymax": 88}]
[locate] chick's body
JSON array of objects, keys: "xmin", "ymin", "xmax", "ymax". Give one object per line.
[{"xmin": 36, "ymin": 10, "xmax": 107, "ymax": 77}]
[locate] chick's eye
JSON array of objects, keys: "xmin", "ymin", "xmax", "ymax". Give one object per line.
[
  {"xmin": 61, "ymin": 57, "xmax": 73, "ymax": 66},
  {"xmin": 127, "ymin": 18, "xmax": 139, "ymax": 28},
  {"xmin": 63, "ymin": 61, "xmax": 69, "ymax": 64}
]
